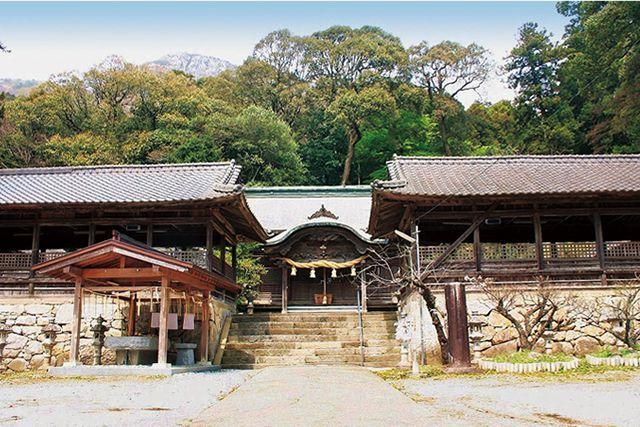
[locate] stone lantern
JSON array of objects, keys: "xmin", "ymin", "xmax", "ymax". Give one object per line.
[
  {"xmin": 542, "ymin": 322, "xmax": 554, "ymax": 355},
  {"xmin": 91, "ymin": 316, "xmax": 109, "ymax": 365},
  {"xmin": 468, "ymin": 311, "xmax": 486, "ymax": 362},
  {"xmin": 42, "ymin": 319, "xmax": 62, "ymax": 366},
  {"xmin": 0, "ymin": 318, "xmax": 10, "ymax": 362}
]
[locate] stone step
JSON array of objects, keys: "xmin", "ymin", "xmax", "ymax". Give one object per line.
[
  {"xmin": 222, "ymin": 353, "xmax": 399, "ymax": 365},
  {"xmin": 230, "ymin": 326, "xmax": 395, "ymax": 336},
  {"xmin": 225, "ymin": 339, "xmax": 400, "ymax": 350},
  {"xmin": 227, "ymin": 333, "xmax": 395, "ymax": 343},
  {"xmin": 222, "ymin": 347, "xmax": 399, "ymax": 358},
  {"xmin": 222, "ymin": 360, "xmax": 395, "ymax": 369},
  {"xmin": 230, "ymin": 321, "xmax": 396, "ymax": 329},
  {"xmin": 232, "ymin": 313, "xmax": 396, "ymax": 322}
]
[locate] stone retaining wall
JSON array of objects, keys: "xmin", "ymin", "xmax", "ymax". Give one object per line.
[
  {"xmin": 0, "ymin": 295, "xmax": 234, "ymax": 372},
  {"xmin": 398, "ymin": 286, "xmax": 634, "ymax": 364}
]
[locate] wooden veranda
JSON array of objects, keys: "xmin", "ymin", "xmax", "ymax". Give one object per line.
[{"xmin": 32, "ymin": 232, "xmax": 239, "ymax": 368}]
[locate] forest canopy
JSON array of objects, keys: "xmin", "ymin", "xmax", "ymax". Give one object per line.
[{"xmin": 0, "ymin": 2, "xmax": 638, "ymax": 185}]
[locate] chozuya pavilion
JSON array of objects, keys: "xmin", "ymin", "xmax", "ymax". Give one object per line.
[{"xmin": 0, "ymin": 162, "xmax": 267, "ymax": 375}]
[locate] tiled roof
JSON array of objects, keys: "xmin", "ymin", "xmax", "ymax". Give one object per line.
[
  {"xmin": 374, "ymin": 155, "xmax": 640, "ymax": 198},
  {"xmin": 0, "ymin": 162, "xmax": 243, "ymax": 205},
  {"xmin": 245, "ymin": 186, "xmax": 371, "ymax": 234}
]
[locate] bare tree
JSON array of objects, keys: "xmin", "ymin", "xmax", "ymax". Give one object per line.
[
  {"xmin": 475, "ymin": 276, "xmax": 578, "ymax": 350},
  {"xmin": 358, "ymin": 243, "xmax": 450, "ymax": 363},
  {"xmin": 577, "ymin": 281, "xmax": 640, "ymax": 348},
  {"xmin": 0, "ymin": 41, "xmax": 9, "ymax": 52}
]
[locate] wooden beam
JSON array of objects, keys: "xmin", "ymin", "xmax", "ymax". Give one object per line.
[
  {"xmin": 533, "ymin": 212, "xmax": 545, "ymax": 270},
  {"xmin": 200, "ymin": 292, "xmax": 210, "ymax": 363},
  {"xmin": 127, "ymin": 293, "xmax": 136, "ymax": 336},
  {"xmin": 82, "ymin": 267, "xmax": 163, "ymax": 280},
  {"xmin": 594, "ymin": 213, "xmax": 605, "ymax": 270},
  {"xmin": 421, "ymin": 210, "xmax": 494, "ymax": 280},
  {"xmin": 30, "ymin": 224, "xmax": 40, "ymax": 269},
  {"xmin": 63, "ymin": 265, "xmax": 83, "ymax": 278},
  {"xmin": 211, "ymin": 210, "xmax": 237, "ymax": 241},
  {"xmin": 157, "ymin": 274, "xmax": 171, "ymax": 366},
  {"xmin": 68, "ymin": 277, "xmax": 83, "ymax": 366}
]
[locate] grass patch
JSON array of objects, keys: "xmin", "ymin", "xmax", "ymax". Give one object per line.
[
  {"xmin": 375, "ymin": 365, "xmax": 445, "ymax": 381},
  {"xmin": 489, "ymin": 350, "xmax": 573, "ymax": 364},
  {"xmin": 590, "ymin": 346, "xmax": 640, "ymax": 359}
]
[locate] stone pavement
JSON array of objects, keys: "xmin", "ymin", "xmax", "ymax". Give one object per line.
[{"xmin": 191, "ymin": 366, "xmax": 435, "ymax": 426}]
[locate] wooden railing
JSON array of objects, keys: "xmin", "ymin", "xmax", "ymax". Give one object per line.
[{"xmin": 419, "ymin": 240, "xmax": 640, "ymax": 273}]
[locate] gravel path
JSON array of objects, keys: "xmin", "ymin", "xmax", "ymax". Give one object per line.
[
  {"xmin": 399, "ymin": 373, "xmax": 640, "ymax": 426},
  {"xmin": 0, "ymin": 370, "xmax": 252, "ymax": 427}
]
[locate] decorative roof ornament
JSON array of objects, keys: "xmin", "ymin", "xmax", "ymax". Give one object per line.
[{"xmin": 308, "ymin": 204, "xmax": 339, "ymax": 220}]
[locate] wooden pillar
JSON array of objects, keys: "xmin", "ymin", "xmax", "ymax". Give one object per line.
[
  {"xmin": 231, "ymin": 245, "xmax": 237, "ymax": 281},
  {"xmin": 206, "ymin": 223, "xmax": 214, "ymax": 272},
  {"xmin": 533, "ymin": 213, "xmax": 545, "ymax": 271},
  {"xmin": 594, "ymin": 213, "xmax": 605, "ymax": 270},
  {"xmin": 473, "ymin": 222, "xmax": 481, "ymax": 272},
  {"xmin": 444, "ymin": 282, "xmax": 471, "ymax": 367},
  {"xmin": 127, "ymin": 294, "xmax": 137, "ymax": 336},
  {"xmin": 67, "ymin": 277, "xmax": 83, "ymax": 366},
  {"xmin": 200, "ymin": 292, "xmax": 210, "ymax": 363},
  {"xmin": 219, "ymin": 240, "xmax": 226, "ymax": 275},
  {"xmin": 88, "ymin": 224, "xmax": 96, "ymax": 246},
  {"xmin": 146, "ymin": 224, "xmax": 153, "ymax": 246},
  {"xmin": 30, "ymin": 224, "xmax": 40, "ymax": 267},
  {"xmin": 281, "ymin": 266, "xmax": 288, "ymax": 314},
  {"xmin": 156, "ymin": 275, "xmax": 171, "ymax": 367}
]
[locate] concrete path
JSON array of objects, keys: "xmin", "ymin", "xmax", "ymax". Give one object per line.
[{"xmin": 191, "ymin": 366, "xmax": 435, "ymax": 426}]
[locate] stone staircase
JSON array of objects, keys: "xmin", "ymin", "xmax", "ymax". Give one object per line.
[{"xmin": 221, "ymin": 311, "xmax": 401, "ymax": 369}]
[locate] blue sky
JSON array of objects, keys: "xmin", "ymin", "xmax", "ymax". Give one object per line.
[{"xmin": 0, "ymin": 2, "xmax": 569, "ymax": 104}]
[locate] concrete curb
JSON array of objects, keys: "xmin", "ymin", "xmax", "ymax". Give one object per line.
[
  {"xmin": 586, "ymin": 354, "xmax": 640, "ymax": 367},
  {"xmin": 478, "ymin": 357, "xmax": 580, "ymax": 373}
]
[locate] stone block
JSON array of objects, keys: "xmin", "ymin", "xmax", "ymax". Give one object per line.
[
  {"xmin": 3, "ymin": 348, "xmax": 20, "ymax": 358},
  {"xmin": 486, "ymin": 310, "xmax": 512, "ymax": 328},
  {"xmin": 54, "ymin": 304, "xmax": 74, "ymax": 324},
  {"xmin": 37, "ymin": 317, "xmax": 54, "ymax": 326},
  {"xmin": 5, "ymin": 333, "xmax": 28, "ymax": 350},
  {"xmin": 30, "ymin": 355, "xmax": 46, "ymax": 370},
  {"xmin": 11, "ymin": 326, "xmax": 22, "ymax": 334},
  {"xmin": 15, "ymin": 315, "xmax": 36, "ymax": 326},
  {"xmin": 580, "ymin": 325, "xmax": 605, "ymax": 337},
  {"xmin": 482, "ymin": 339, "xmax": 518, "ymax": 357},
  {"xmin": 492, "ymin": 328, "xmax": 518, "ymax": 344},
  {"xmin": 0, "ymin": 304, "xmax": 24, "ymax": 314},
  {"xmin": 552, "ymin": 341, "xmax": 574, "ymax": 354},
  {"xmin": 7, "ymin": 358, "xmax": 27, "ymax": 372},
  {"xmin": 21, "ymin": 326, "xmax": 42, "ymax": 337},
  {"xmin": 574, "ymin": 336, "xmax": 600, "ymax": 355},
  {"xmin": 26, "ymin": 340, "xmax": 43, "ymax": 355},
  {"xmin": 600, "ymin": 332, "xmax": 617, "ymax": 346},
  {"xmin": 25, "ymin": 304, "xmax": 51, "ymax": 315},
  {"xmin": 565, "ymin": 330, "xmax": 583, "ymax": 342}
]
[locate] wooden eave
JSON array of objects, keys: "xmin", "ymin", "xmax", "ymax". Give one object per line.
[{"xmin": 31, "ymin": 237, "xmax": 240, "ymax": 293}]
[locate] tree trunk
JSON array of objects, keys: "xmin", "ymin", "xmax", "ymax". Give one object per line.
[
  {"xmin": 420, "ymin": 286, "xmax": 450, "ymax": 364},
  {"xmin": 340, "ymin": 125, "xmax": 361, "ymax": 185},
  {"xmin": 437, "ymin": 115, "xmax": 451, "ymax": 156}
]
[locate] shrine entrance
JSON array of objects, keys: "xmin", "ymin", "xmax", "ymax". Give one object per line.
[{"xmin": 255, "ymin": 222, "xmax": 382, "ymax": 312}]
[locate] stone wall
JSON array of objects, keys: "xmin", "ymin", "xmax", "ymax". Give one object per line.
[
  {"xmin": 0, "ymin": 295, "xmax": 234, "ymax": 372},
  {"xmin": 398, "ymin": 285, "xmax": 634, "ymax": 364}
]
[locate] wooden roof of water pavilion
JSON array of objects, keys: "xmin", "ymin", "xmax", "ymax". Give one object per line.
[
  {"xmin": 368, "ymin": 155, "xmax": 640, "ymax": 237},
  {"xmin": 32, "ymin": 232, "xmax": 240, "ymax": 293}
]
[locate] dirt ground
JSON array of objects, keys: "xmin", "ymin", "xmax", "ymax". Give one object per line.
[{"xmin": 398, "ymin": 371, "xmax": 640, "ymax": 426}]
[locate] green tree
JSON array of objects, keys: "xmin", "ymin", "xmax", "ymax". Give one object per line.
[{"xmin": 409, "ymin": 41, "xmax": 492, "ymax": 155}]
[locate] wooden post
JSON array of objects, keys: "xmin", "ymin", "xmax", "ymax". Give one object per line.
[
  {"xmin": 231, "ymin": 245, "xmax": 237, "ymax": 282},
  {"xmin": 88, "ymin": 224, "xmax": 96, "ymax": 246},
  {"xmin": 156, "ymin": 275, "xmax": 171, "ymax": 367},
  {"xmin": 594, "ymin": 213, "xmax": 605, "ymax": 270},
  {"xmin": 146, "ymin": 224, "xmax": 153, "ymax": 246},
  {"xmin": 200, "ymin": 292, "xmax": 210, "ymax": 363},
  {"xmin": 30, "ymin": 224, "xmax": 40, "ymax": 268},
  {"xmin": 219, "ymin": 240, "xmax": 226, "ymax": 276},
  {"xmin": 127, "ymin": 294, "xmax": 136, "ymax": 336},
  {"xmin": 533, "ymin": 213, "xmax": 545, "ymax": 271},
  {"xmin": 67, "ymin": 277, "xmax": 83, "ymax": 366},
  {"xmin": 444, "ymin": 283, "xmax": 471, "ymax": 368},
  {"xmin": 281, "ymin": 266, "xmax": 288, "ymax": 314},
  {"xmin": 473, "ymin": 222, "xmax": 481, "ymax": 272},
  {"xmin": 206, "ymin": 223, "xmax": 214, "ymax": 272}
]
